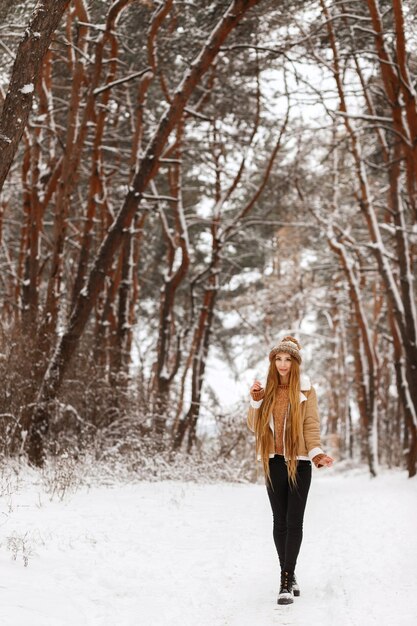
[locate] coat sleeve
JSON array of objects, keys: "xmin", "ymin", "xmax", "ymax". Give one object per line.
[
  {"xmin": 303, "ymin": 386, "xmax": 324, "ymax": 459},
  {"xmin": 247, "ymin": 397, "xmax": 264, "ymax": 432}
]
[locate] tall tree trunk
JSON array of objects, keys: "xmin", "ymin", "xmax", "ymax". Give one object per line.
[
  {"xmin": 173, "ymin": 276, "xmax": 218, "ymax": 452},
  {"xmin": 0, "ymin": 0, "xmax": 71, "ymax": 192}
]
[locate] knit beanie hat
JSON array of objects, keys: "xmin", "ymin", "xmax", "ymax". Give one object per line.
[{"xmin": 269, "ymin": 335, "xmax": 302, "ymax": 364}]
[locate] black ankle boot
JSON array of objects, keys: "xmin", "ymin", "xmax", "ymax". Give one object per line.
[
  {"xmin": 277, "ymin": 570, "xmax": 294, "ymax": 605},
  {"xmin": 292, "ymin": 573, "xmax": 300, "ymax": 597}
]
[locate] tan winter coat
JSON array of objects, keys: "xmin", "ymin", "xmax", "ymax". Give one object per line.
[{"xmin": 247, "ymin": 374, "xmax": 323, "ymax": 460}]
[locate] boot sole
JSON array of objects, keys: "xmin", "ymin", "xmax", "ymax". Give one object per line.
[
  {"xmin": 277, "ymin": 598, "xmax": 294, "ymax": 604},
  {"xmin": 293, "ymin": 589, "xmax": 300, "ymax": 597},
  {"xmin": 277, "ymin": 594, "xmax": 294, "ymax": 605}
]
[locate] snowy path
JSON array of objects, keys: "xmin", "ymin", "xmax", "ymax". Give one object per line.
[{"xmin": 1, "ymin": 468, "xmax": 416, "ymax": 626}]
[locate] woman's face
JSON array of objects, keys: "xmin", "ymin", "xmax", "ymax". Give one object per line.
[{"xmin": 275, "ymin": 352, "xmax": 292, "ymax": 380}]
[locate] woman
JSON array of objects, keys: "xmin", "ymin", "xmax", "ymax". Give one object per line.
[{"xmin": 247, "ymin": 336, "xmax": 333, "ymax": 605}]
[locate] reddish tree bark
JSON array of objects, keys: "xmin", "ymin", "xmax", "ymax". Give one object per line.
[
  {"xmin": 152, "ymin": 130, "xmax": 191, "ymax": 434},
  {"xmin": 0, "ymin": 0, "xmax": 71, "ymax": 192}
]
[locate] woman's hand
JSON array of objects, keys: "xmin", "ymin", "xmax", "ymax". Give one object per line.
[
  {"xmin": 312, "ymin": 453, "xmax": 334, "ymax": 468},
  {"xmin": 251, "ymin": 380, "xmax": 263, "ymax": 393},
  {"xmin": 250, "ymin": 380, "xmax": 265, "ymax": 400}
]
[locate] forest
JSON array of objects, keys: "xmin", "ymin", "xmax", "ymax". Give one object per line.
[{"xmin": 0, "ymin": 0, "xmax": 416, "ymax": 479}]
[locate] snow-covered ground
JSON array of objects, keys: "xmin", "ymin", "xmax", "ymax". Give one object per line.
[{"xmin": 1, "ymin": 466, "xmax": 416, "ymax": 626}]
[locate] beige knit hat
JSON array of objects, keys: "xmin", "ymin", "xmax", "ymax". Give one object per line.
[{"xmin": 269, "ymin": 335, "xmax": 302, "ymax": 364}]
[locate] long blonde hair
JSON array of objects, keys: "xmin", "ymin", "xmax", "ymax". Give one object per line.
[{"xmin": 254, "ymin": 357, "xmax": 302, "ymax": 487}]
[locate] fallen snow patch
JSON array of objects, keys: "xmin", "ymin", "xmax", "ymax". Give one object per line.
[{"xmin": 20, "ymin": 84, "xmax": 34, "ymax": 94}]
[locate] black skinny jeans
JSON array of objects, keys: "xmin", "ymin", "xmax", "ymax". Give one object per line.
[{"xmin": 266, "ymin": 454, "xmax": 312, "ymax": 575}]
